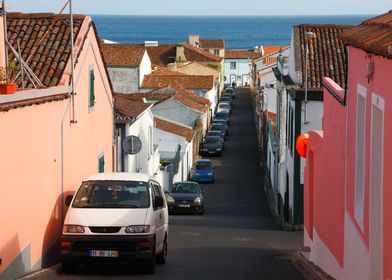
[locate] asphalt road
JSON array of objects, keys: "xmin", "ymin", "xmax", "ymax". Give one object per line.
[{"xmin": 56, "ymin": 88, "xmax": 305, "ymax": 280}]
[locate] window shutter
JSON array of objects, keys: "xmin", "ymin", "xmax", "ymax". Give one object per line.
[
  {"xmin": 90, "ymin": 69, "xmax": 95, "ymax": 108},
  {"xmin": 98, "ymin": 155, "xmax": 105, "ymax": 173}
]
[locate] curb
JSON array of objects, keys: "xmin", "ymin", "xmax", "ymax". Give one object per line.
[
  {"xmin": 291, "ymin": 252, "xmax": 335, "ymax": 280},
  {"xmin": 16, "ymin": 264, "xmax": 60, "ymax": 280}
]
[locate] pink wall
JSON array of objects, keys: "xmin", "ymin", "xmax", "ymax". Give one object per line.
[
  {"xmin": 304, "ymin": 78, "xmax": 346, "ymax": 267},
  {"xmin": 346, "ymin": 47, "xmax": 392, "ymax": 279},
  {"xmin": 0, "ymin": 17, "xmax": 113, "ymax": 278}
]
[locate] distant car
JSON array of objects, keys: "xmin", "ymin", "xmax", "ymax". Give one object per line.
[
  {"xmin": 214, "ymin": 111, "xmax": 230, "ymax": 125},
  {"xmin": 224, "ymin": 87, "xmax": 236, "ymax": 99},
  {"xmin": 217, "ymin": 102, "xmax": 231, "ymax": 114},
  {"xmin": 212, "ymin": 119, "xmax": 229, "ymax": 136},
  {"xmin": 200, "ymin": 135, "xmax": 223, "ymax": 156},
  {"xmin": 220, "ymin": 95, "xmax": 233, "ymax": 107},
  {"xmin": 191, "ymin": 159, "xmax": 214, "ymax": 183},
  {"xmin": 166, "ymin": 181, "xmax": 205, "ymax": 215},
  {"xmin": 207, "ymin": 130, "xmax": 225, "ymax": 148},
  {"xmin": 209, "ymin": 123, "xmax": 226, "ymax": 139}
]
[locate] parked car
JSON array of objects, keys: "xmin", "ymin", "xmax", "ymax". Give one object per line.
[
  {"xmin": 191, "ymin": 159, "xmax": 214, "ymax": 183},
  {"xmin": 61, "ymin": 173, "xmax": 169, "ymax": 274},
  {"xmin": 214, "ymin": 111, "xmax": 230, "ymax": 125},
  {"xmin": 220, "ymin": 95, "xmax": 233, "ymax": 107},
  {"xmin": 200, "ymin": 135, "xmax": 224, "ymax": 156},
  {"xmin": 209, "ymin": 123, "xmax": 226, "ymax": 139},
  {"xmin": 212, "ymin": 119, "xmax": 229, "ymax": 136},
  {"xmin": 207, "ymin": 130, "xmax": 225, "ymax": 148},
  {"xmin": 166, "ymin": 181, "xmax": 205, "ymax": 215},
  {"xmin": 224, "ymin": 87, "xmax": 236, "ymax": 99},
  {"xmin": 217, "ymin": 102, "xmax": 231, "ymax": 114}
]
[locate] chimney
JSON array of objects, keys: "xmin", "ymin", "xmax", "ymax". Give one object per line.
[
  {"xmin": 188, "ymin": 34, "xmax": 200, "ymax": 47},
  {"xmin": 0, "ymin": 4, "xmax": 7, "ymax": 69},
  {"xmin": 176, "ymin": 43, "xmax": 187, "ymax": 63}
]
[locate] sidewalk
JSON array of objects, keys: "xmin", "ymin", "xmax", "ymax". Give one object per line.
[
  {"xmin": 16, "ymin": 264, "xmax": 61, "ymax": 280},
  {"xmin": 292, "ymin": 252, "xmax": 336, "ymax": 280}
]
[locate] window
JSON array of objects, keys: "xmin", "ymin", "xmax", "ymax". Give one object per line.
[
  {"xmin": 98, "ymin": 153, "xmax": 105, "ymax": 173},
  {"xmin": 354, "ymin": 84, "xmax": 366, "ymax": 228},
  {"xmin": 89, "ymin": 66, "xmax": 95, "ymax": 109},
  {"xmin": 151, "ymin": 182, "xmax": 166, "ymax": 209},
  {"xmin": 230, "ymin": 62, "xmax": 236, "ymax": 70},
  {"xmin": 214, "ymin": 49, "xmax": 220, "ymax": 56}
]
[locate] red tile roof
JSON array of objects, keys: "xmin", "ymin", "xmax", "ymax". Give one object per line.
[
  {"xmin": 114, "ymin": 93, "xmax": 151, "ymax": 119},
  {"xmin": 184, "ymin": 44, "xmax": 221, "ymax": 62},
  {"xmin": 101, "ymin": 44, "xmax": 145, "ymax": 67},
  {"xmin": 155, "ymin": 117, "xmax": 195, "ymax": 142},
  {"xmin": 132, "ymin": 91, "xmax": 173, "ymax": 102},
  {"xmin": 225, "ymin": 50, "xmax": 263, "ymax": 59},
  {"xmin": 145, "ymin": 44, "xmax": 177, "ymax": 66},
  {"xmin": 142, "ymin": 74, "xmax": 214, "ymax": 90},
  {"xmin": 340, "ymin": 10, "xmax": 392, "ymax": 59},
  {"xmin": 172, "ymin": 93, "xmax": 208, "ymax": 112},
  {"xmin": 6, "ymin": 13, "xmax": 86, "ymax": 88},
  {"xmin": 262, "ymin": 46, "xmax": 287, "ymax": 56},
  {"xmin": 200, "ymin": 39, "xmax": 224, "ymax": 49},
  {"xmin": 295, "ymin": 24, "xmax": 352, "ymax": 90}
]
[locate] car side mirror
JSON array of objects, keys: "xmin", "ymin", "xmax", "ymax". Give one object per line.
[
  {"xmin": 155, "ymin": 196, "xmax": 164, "ymax": 208},
  {"xmin": 65, "ymin": 195, "xmax": 73, "ymax": 207}
]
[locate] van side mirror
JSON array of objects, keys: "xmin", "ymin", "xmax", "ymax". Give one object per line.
[
  {"xmin": 65, "ymin": 195, "xmax": 73, "ymax": 207},
  {"xmin": 155, "ymin": 196, "xmax": 164, "ymax": 208}
]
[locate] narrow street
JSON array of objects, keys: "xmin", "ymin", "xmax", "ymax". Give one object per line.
[{"xmin": 54, "ymin": 88, "xmax": 305, "ymax": 280}]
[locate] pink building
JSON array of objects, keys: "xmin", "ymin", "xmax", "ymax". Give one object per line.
[
  {"xmin": 303, "ymin": 11, "xmax": 392, "ymax": 280},
  {"xmin": 0, "ymin": 13, "xmax": 113, "ymax": 279}
]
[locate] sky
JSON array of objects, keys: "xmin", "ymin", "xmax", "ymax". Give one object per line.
[{"xmin": 6, "ymin": 0, "xmax": 391, "ymax": 16}]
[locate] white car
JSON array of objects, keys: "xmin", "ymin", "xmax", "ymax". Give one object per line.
[
  {"xmin": 60, "ymin": 173, "xmax": 169, "ymax": 274},
  {"xmin": 217, "ymin": 102, "xmax": 231, "ymax": 114}
]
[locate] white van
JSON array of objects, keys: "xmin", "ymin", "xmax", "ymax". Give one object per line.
[{"xmin": 60, "ymin": 173, "xmax": 169, "ymax": 274}]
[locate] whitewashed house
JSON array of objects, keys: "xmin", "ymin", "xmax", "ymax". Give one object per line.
[
  {"xmin": 102, "ymin": 44, "xmax": 152, "ymax": 93},
  {"xmin": 154, "ymin": 116, "xmax": 196, "ymax": 185},
  {"xmin": 114, "ymin": 93, "xmax": 160, "ymax": 178}
]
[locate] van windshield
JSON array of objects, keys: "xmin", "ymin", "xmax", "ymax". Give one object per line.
[{"xmin": 72, "ymin": 180, "xmax": 150, "ymax": 209}]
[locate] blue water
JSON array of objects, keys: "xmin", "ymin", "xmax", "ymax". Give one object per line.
[{"xmin": 91, "ymin": 15, "xmax": 371, "ymax": 49}]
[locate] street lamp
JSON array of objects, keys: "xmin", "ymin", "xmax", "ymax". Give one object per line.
[{"xmin": 304, "ymin": 31, "xmax": 316, "ymax": 124}]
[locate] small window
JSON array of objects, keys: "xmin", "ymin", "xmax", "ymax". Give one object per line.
[
  {"xmin": 98, "ymin": 154, "xmax": 105, "ymax": 173},
  {"xmin": 89, "ymin": 67, "xmax": 95, "ymax": 109},
  {"xmin": 214, "ymin": 49, "xmax": 219, "ymax": 55},
  {"xmin": 230, "ymin": 62, "xmax": 236, "ymax": 70}
]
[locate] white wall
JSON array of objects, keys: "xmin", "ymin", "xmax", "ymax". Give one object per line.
[
  {"xmin": 224, "ymin": 59, "xmax": 252, "ymax": 86},
  {"xmin": 139, "ymin": 51, "xmax": 152, "ymax": 86},
  {"xmin": 108, "ymin": 67, "xmax": 139, "ymax": 93},
  {"xmin": 125, "ymin": 109, "xmax": 159, "ymax": 176}
]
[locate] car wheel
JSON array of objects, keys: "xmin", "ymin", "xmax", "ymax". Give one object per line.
[
  {"xmin": 156, "ymin": 236, "xmax": 167, "ymax": 265},
  {"xmin": 61, "ymin": 261, "xmax": 76, "ymax": 274},
  {"xmin": 198, "ymin": 208, "xmax": 204, "ymax": 215}
]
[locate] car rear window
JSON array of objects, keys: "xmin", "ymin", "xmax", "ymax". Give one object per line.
[{"xmin": 195, "ymin": 161, "xmax": 212, "ymax": 170}]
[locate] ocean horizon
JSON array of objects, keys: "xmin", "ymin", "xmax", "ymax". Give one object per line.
[{"xmin": 92, "ymin": 15, "xmax": 372, "ymax": 49}]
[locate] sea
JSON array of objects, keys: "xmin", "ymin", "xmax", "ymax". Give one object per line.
[{"xmin": 91, "ymin": 15, "xmax": 372, "ymax": 49}]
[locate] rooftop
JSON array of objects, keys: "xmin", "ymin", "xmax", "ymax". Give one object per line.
[
  {"xmin": 199, "ymin": 38, "xmax": 225, "ymax": 49},
  {"xmin": 101, "ymin": 44, "xmax": 146, "ymax": 67},
  {"xmin": 225, "ymin": 49, "xmax": 263, "ymax": 59},
  {"xmin": 114, "ymin": 93, "xmax": 151, "ymax": 120},
  {"xmin": 340, "ymin": 10, "xmax": 392, "ymax": 59},
  {"xmin": 155, "ymin": 116, "xmax": 195, "ymax": 142},
  {"xmin": 142, "ymin": 74, "xmax": 214, "ymax": 90}
]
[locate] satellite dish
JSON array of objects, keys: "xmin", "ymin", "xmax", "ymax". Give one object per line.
[{"xmin": 122, "ymin": 135, "xmax": 142, "ymax": 155}]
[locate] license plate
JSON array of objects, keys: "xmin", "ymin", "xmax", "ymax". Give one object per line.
[
  {"xmin": 178, "ymin": 204, "xmax": 190, "ymax": 208},
  {"xmin": 89, "ymin": 250, "xmax": 119, "ymax": 257},
  {"xmin": 208, "ymin": 151, "xmax": 216, "ymax": 154}
]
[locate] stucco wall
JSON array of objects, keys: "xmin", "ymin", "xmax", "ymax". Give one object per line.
[
  {"xmin": 0, "ymin": 18, "xmax": 113, "ymax": 279},
  {"xmin": 108, "ymin": 67, "xmax": 139, "ymax": 93},
  {"xmin": 224, "ymin": 59, "xmax": 252, "ymax": 86},
  {"xmin": 139, "ymin": 51, "xmax": 152, "ymax": 87}
]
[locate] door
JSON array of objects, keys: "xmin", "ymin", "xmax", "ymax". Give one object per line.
[
  {"xmin": 370, "ymin": 95, "xmax": 384, "ymax": 280},
  {"xmin": 242, "ymin": 74, "xmax": 250, "ymax": 86},
  {"xmin": 151, "ymin": 182, "xmax": 166, "ymax": 252},
  {"xmin": 230, "ymin": 74, "xmax": 236, "ymax": 85}
]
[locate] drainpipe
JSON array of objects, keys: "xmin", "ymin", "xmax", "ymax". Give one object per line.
[{"xmin": 69, "ymin": 0, "xmax": 77, "ymax": 124}]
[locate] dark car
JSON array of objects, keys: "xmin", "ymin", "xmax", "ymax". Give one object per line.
[
  {"xmin": 214, "ymin": 111, "xmax": 230, "ymax": 125},
  {"xmin": 224, "ymin": 87, "xmax": 236, "ymax": 99},
  {"xmin": 209, "ymin": 123, "xmax": 226, "ymax": 139},
  {"xmin": 207, "ymin": 130, "xmax": 225, "ymax": 148},
  {"xmin": 220, "ymin": 95, "xmax": 233, "ymax": 107},
  {"xmin": 200, "ymin": 135, "xmax": 223, "ymax": 156},
  {"xmin": 212, "ymin": 119, "xmax": 229, "ymax": 136},
  {"xmin": 166, "ymin": 181, "xmax": 205, "ymax": 215},
  {"xmin": 191, "ymin": 159, "xmax": 214, "ymax": 183}
]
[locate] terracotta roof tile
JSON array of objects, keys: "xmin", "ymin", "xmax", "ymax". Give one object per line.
[
  {"xmin": 142, "ymin": 74, "xmax": 214, "ymax": 90},
  {"xmin": 172, "ymin": 93, "xmax": 208, "ymax": 112},
  {"xmin": 340, "ymin": 10, "xmax": 392, "ymax": 59},
  {"xmin": 225, "ymin": 50, "xmax": 263, "ymax": 59},
  {"xmin": 155, "ymin": 117, "xmax": 195, "ymax": 142},
  {"xmin": 184, "ymin": 44, "xmax": 221, "ymax": 62},
  {"xmin": 101, "ymin": 44, "xmax": 145, "ymax": 67},
  {"xmin": 145, "ymin": 44, "xmax": 177, "ymax": 66},
  {"xmin": 7, "ymin": 13, "xmax": 86, "ymax": 88},
  {"xmin": 114, "ymin": 93, "xmax": 151, "ymax": 119},
  {"xmin": 199, "ymin": 39, "xmax": 224, "ymax": 49},
  {"xmin": 296, "ymin": 24, "xmax": 352, "ymax": 90},
  {"xmin": 132, "ymin": 91, "xmax": 173, "ymax": 102},
  {"xmin": 262, "ymin": 46, "xmax": 287, "ymax": 56}
]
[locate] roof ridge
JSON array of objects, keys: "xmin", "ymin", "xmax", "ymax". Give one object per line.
[{"xmin": 154, "ymin": 116, "xmax": 193, "ymax": 129}]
